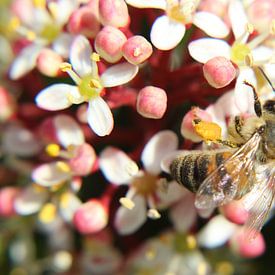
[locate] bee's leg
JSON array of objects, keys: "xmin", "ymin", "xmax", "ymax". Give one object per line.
[
  {"xmin": 215, "ymin": 139, "xmax": 240, "ymax": 148},
  {"xmin": 243, "ymin": 81, "xmax": 262, "ymax": 117},
  {"xmin": 234, "ymin": 115, "xmax": 244, "ymax": 138}
]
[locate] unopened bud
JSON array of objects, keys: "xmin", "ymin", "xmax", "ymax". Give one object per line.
[
  {"xmin": 203, "ymin": 56, "xmax": 236, "ymax": 88},
  {"xmin": 95, "ymin": 26, "xmax": 127, "ymax": 63},
  {"xmin": 0, "ymin": 187, "xmax": 18, "ymax": 217},
  {"xmin": 99, "ymin": 0, "xmax": 129, "ymax": 28},
  {"xmin": 136, "ymin": 86, "xmax": 167, "ymax": 119},
  {"xmin": 122, "ymin": 36, "xmax": 153, "ymax": 65}
]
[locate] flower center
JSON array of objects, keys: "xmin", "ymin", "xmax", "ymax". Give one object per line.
[
  {"xmin": 39, "ymin": 23, "xmax": 61, "ymax": 43},
  {"xmin": 132, "ymin": 172, "xmax": 158, "ymax": 196},
  {"xmin": 78, "ymin": 75, "xmax": 102, "ymax": 100},
  {"xmin": 166, "ymin": 0, "xmax": 196, "ymax": 24},
  {"xmin": 230, "ymin": 43, "xmax": 251, "ymax": 65}
]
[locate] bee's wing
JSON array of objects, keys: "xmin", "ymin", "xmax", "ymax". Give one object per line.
[
  {"xmin": 243, "ymin": 163, "xmax": 275, "ymax": 239},
  {"xmin": 195, "ymin": 132, "xmax": 262, "ymax": 209}
]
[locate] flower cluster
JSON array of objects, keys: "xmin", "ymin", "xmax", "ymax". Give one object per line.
[{"xmin": 0, "ymin": 0, "xmax": 274, "ymax": 274}]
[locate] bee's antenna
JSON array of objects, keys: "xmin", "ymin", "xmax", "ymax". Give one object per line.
[{"xmin": 258, "ymin": 67, "xmax": 275, "ymax": 92}]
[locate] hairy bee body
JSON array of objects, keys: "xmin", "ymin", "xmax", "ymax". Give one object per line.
[{"xmin": 170, "ymin": 150, "xmax": 233, "ymax": 193}]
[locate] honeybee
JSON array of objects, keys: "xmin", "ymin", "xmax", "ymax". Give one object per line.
[{"xmin": 170, "ymin": 80, "xmax": 275, "ymax": 235}]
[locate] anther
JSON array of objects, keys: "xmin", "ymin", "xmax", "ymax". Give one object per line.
[
  {"xmin": 91, "ymin": 53, "xmax": 100, "ymax": 62},
  {"xmin": 147, "ymin": 208, "xmax": 161, "ymax": 219},
  {"xmin": 60, "ymin": 62, "xmax": 72, "ymax": 72},
  {"xmin": 119, "ymin": 197, "xmax": 135, "ymax": 210},
  {"xmin": 46, "ymin": 143, "xmax": 60, "ymax": 157},
  {"xmin": 89, "ymin": 79, "xmax": 102, "ymax": 89}
]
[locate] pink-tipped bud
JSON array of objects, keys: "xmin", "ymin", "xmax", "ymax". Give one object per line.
[
  {"xmin": 199, "ymin": 0, "xmax": 227, "ymax": 17},
  {"xmin": 220, "ymin": 200, "xmax": 249, "ymax": 225},
  {"xmin": 95, "ymin": 26, "xmax": 127, "ymax": 63},
  {"xmin": 68, "ymin": 6, "xmax": 100, "ymax": 38},
  {"xmin": 247, "ymin": 0, "xmax": 275, "ymax": 32},
  {"xmin": 203, "ymin": 57, "xmax": 236, "ymax": 89},
  {"xmin": 37, "ymin": 49, "xmax": 63, "ymax": 77},
  {"xmin": 136, "ymin": 86, "xmax": 167, "ymax": 119},
  {"xmin": 122, "ymin": 36, "xmax": 153, "ymax": 65},
  {"xmin": 0, "ymin": 187, "xmax": 19, "ymax": 217},
  {"xmin": 181, "ymin": 107, "xmax": 212, "ymax": 142},
  {"xmin": 0, "ymin": 87, "xmax": 16, "ymax": 121},
  {"xmin": 99, "ymin": 0, "xmax": 129, "ymax": 27},
  {"xmin": 73, "ymin": 199, "xmax": 108, "ymax": 234},
  {"xmin": 69, "ymin": 143, "xmax": 96, "ymax": 176},
  {"xmin": 229, "ymin": 228, "xmax": 265, "ymax": 258}
]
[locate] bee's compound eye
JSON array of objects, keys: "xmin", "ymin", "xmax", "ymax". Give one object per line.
[{"xmin": 258, "ymin": 125, "xmax": 265, "ymax": 134}]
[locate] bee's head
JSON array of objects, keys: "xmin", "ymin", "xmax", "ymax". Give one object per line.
[{"xmin": 263, "ymin": 99, "xmax": 275, "ymax": 115}]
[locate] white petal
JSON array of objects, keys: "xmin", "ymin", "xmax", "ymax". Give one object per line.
[
  {"xmin": 193, "ymin": 11, "xmax": 229, "ymax": 38},
  {"xmin": 9, "ymin": 44, "xmax": 43, "ymax": 80},
  {"xmin": 125, "ymin": 0, "xmax": 166, "ymax": 9},
  {"xmin": 99, "ymin": 147, "xmax": 134, "ymax": 185},
  {"xmin": 160, "ymin": 150, "xmax": 186, "ymax": 173},
  {"xmin": 252, "ymin": 46, "xmax": 273, "ymax": 63},
  {"xmin": 14, "ymin": 185, "xmax": 48, "ymax": 215},
  {"xmin": 52, "ymin": 33, "xmax": 74, "ymax": 58},
  {"xmin": 197, "ymin": 215, "xmax": 237, "ymax": 248},
  {"xmin": 32, "ymin": 162, "xmax": 71, "ymax": 187},
  {"xmin": 87, "ymin": 97, "xmax": 114, "ymax": 136},
  {"xmin": 56, "ymin": 0, "xmax": 79, "ymax": 25},
  {"xmin": 228, "ymin": 0, "xmax": 248, "ymax": 39},
  {"xmin": 141, "ymin": 130, "xmax": 178, "ymax": 175},
  {"xmin": 70, "ymin": 35, "xmax": 92, "ymax": 77},
  {"xmin": 101, "ymin": 63, "xmax": 138, "ymax": 88},
  {"xmin": 234, "ymin": 68, "xmax": 256, "ymax": 114},
  {"xmin": 188, "ymin": 38, "xmax": 231, "ymax": 63},
  {"xmin": 2, "ymin": 124, "xmax": 42, "ymax": 157},
  {"xmin": 156, "ymin": 181, "xmax": 187, "ymax": 208},
  {"xmin": 114, "ymin": 194, "xmax": 147, "ymax": 235},
  {"xmin": 150, "ymin": 15, "xmax": 185, "ymax": 51},
  {"xmin": 53, "ymin": 114, "xmax": 84, "ymax": 147},
  {"xmin": 169, "ymin": 192, "xmax": 197, "ymax": 232},
  {"xmin": 35, "ymin": 84, "xmax": 77, "ymax": 111}
]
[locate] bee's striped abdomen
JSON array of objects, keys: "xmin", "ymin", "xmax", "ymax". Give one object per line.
[{"xmin": 170, "ymin": 151, "xmax": 233, "ymax": 193}]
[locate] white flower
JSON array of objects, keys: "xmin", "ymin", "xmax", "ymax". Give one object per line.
[
  {"xmin": 188, "ymin": 0, "xmax": 275, "ymax": 113},
  {"xmin": 126, "ymin": 0, "xmax": 229, "ymax": 50},
  {"xmin": 9, "ymin": 0, "xmax": 79, "ymax": 79},
  {"xmin": 99, "ymin": 130, "xmax": 185, "ymax": 235},
  {"xmin": 35, "ymin": 35, "xmax": 138, "ymax": 136}
]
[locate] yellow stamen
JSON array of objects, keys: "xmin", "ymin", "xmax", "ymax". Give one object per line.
[
  {"xmin": 186, "ymin": 235, "xmax": 197, "ymax": 249},
  {"xmin": 33, "ymin": 0, "xmax": 46, "ymax": 8},
  {"xmin": 91, "ymin": 53, "xmax": 100, "ymax": 62},
  {"xmin": 147, "ymin": 208, "xmax": 161, "ymax": 219},
  {"xmin": 56, "ymin": 161, "xmax": 71, "ymax": 173},
  {"xmin": 60, "ymin": 192, "xmax": 70, "ymax": 208},
  {"xmin": 39, "ymin": 203, "xmax": 56, "ymax": 223},
  {"xmin": 90, "ymin": 79, "xmax": 102, "ymax": 89},
  {"xmin": 119, "ymin": 197, "xmax": 135, "ymax": 210},
  {"xmin": 245, "ymin": 23, "xmax": 254, "ymax": 34},
  {"xmin": 60, "ymin": 62, "xmax": 72, "ymax": 72},
  {"xmin": 46, "ymin": 143, "xmax": 60, "ymax": 157},
  {"xmin": 244, "ymin": 53, "xmax": 254, "ymax": 67},
  {"xmin": 48, "ymin": 2, "xmax": 58, "ymax": 19},
  {"xmin": 193, "ymin": 120, "xmax": 222, "ymax": 141}
]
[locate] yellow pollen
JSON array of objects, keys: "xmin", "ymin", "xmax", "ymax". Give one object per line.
[
  {"xmin": 245, "ymin": 23, "xmax": 254, "ymax": 34},
  {"xmin": 147, "ymin": 209, "xmax": 161, "ymax": 219},
  {"xmin": 132, "ymin": 173, "xmax": 158, "ymax": 196},
  {"xmin": 244, "ymin": 53, "xmax": 254, "ymax": 67},
  {"xmin": 90, "ymin": 79, "xmax": 102, "ymax": 89},
  {"xmin": 33, "ymin": 0, "xmax": 46, "ymax": 8},
  {"xmin": 46, "ymin": 143, "xmax": 60, "ymax": 157},
  {"xmin": 39, "ymin": 203, "xmax": 56, "ymax": 223},
  {"xmin": 91, "ymin": 53, "xmax": 100, "ymax": 62},
  {"xmin": 60, "ymin": 192, "xmax": 70, "ymax": 208},
  {"xmin": 119, "ymin": 197, "xmax": 135, "ymax": 210},
  {"xmin": 8, "ymin": 17, "xmax": 20, "ymax": 32},
  {"xmin": 60, "ymin": 62, "xmax": 72, "ymax": 72},
  {"xmin": 26, "ymin": 31, "xmax": 36, "ymax": 41},
  {"xmin": 186, "ymin": 235, "xmax": 197, "ymax": 249},
  {"xmin": 193, "ymin": 119, "xmax": 222, "ymax": 142},
  {"xmin": 56, "ymin": 161, "xmax": 71, "ymax": 173}
]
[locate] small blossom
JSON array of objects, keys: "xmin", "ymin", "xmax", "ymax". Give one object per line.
[
  {"xmin": 136, "ymin": 86, "xmax": 167, "ymax": 119},
  {"xmin": 0, "ymin": 187, "xmax": 19, "ymax": 217},
  {"xmin": 35, "ymin": 35, "xmax": 138, "ymax": 136}
]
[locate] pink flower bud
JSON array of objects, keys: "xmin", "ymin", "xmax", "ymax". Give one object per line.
[
  {"xmin": 122, "ymin": 36, "xmax": 153, "ymax": 65},
  {"xmin": 37, "ymin": 49, "xmax": 63, "ymax": 77},
  {"xmin": 0, "ymin": 187, "xmax": 19, "ymax": 217},
  {"xmin": 95, "ymin": 26, "xmax": 127, "ymax": 63},
  {"xmin": 99, "ymin": 0, "xmax": 129, "ymax": 27},
  {"xmin": 181, "ymin": 107, "xmax": 212, "ymax": 142},
  {"xmin": 203, "ymin": 57, "xmax": 236, "ymax": 89},
  {"xmin": 247, "ymin": 0, "xmax": 275, "ymax": 32},
  {"xmin": 0, "ymin": 87, "xmax": 16, "ymax": 121},
  {"xmin": 69, "ymin": 143, "xmax": 96, "ymax": 176},
  {"xmin": 229, "ymin": 228, "xmax": 265, "ymax": 258},
  {"xmin": 136, "ymin": 86, "xmax": 167, "ymax": 119},
  {"xmin": 73, "ymin": 199, "xmax": 108, "ymax": 234},
  {"xmin": 220, "ymin": 200, "xmax": 249, "ymax": 225},
  {"xmin": 68, "ymin": 6, "xmax": 100, "ymax": 38},
  {"xmin": 199, "ymin": 0, "xmax": 227, "ymax": 17}
]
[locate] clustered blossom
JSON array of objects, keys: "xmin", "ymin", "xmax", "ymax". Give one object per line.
[{"xmin": 0, "ymin": 0, "xmax": 274, "ymax": 274}]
